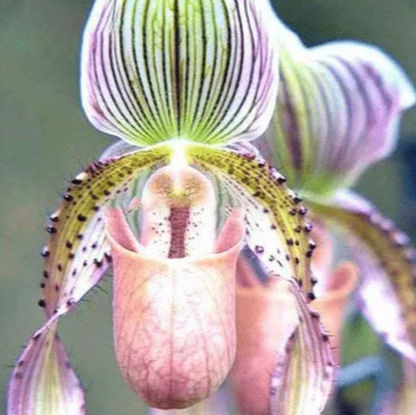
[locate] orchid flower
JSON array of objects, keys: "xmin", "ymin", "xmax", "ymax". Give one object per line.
[
  {"xmin": 256, "ymin": 14, "xmax": 416, "ymax": 412},
  {"xmin": 8, "ymin": 1, "xmax": 336, "ymax": 415}
]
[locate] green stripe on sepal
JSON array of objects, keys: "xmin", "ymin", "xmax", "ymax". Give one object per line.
[
  {"xmin": 308, "ymin": 192, "xmax": 416, "ymax": 362},
  {"xmin": 187, "ymin": 143, "xmax": 317, "ymax": 298},
  {"xmin": 81, "ymin": 0, "xmax": 278, "ymax": 146}
]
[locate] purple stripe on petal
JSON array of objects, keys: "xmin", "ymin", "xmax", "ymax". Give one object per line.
[
  {"xmin": 258, "ymin": 19, "xmax": 415, "ymax": 195},
  {"xmin": 81, "ymin": 0, "xmax": 279, "ymax": 146}
]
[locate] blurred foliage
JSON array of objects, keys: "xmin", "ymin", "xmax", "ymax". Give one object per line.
[{"xmin": 1, "ymin": 1, "xmax": 416, "ymax": 414}]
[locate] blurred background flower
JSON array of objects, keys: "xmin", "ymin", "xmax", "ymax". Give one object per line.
[{"xmin": 1, "ymin": 1, "xmax": 416, "ymax": 414}]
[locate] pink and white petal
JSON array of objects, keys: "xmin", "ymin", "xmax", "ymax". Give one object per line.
[
  {"xmin": 258, "ymin": 18, "xmax": 415, "ymax": 195},
  {"xmin": 81, "ymin": 0, "xmax": 279, "ymax": 146},
  {"xmin": 188, "ymin": 143, "xmax": 317, "ymax": 297},
  {"xmin": 8, "ymin": 324, "xmax": 85, "ymax": 415},
  {"xmin": 99, "ymin": 139, "xmax": 139, "ymax": 159},
  {"xmin": 308, "ymin": 191, "xmax": 416, "ymax": 363},
  {"xmin": 270, "ymin": 282, "xmax": 334, "ymax": 415}
]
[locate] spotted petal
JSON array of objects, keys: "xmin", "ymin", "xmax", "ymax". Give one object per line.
[
  {"xmin": 270, "ymin": 282, "xmax": 334, "ymax": 415},
  {"xmin": 187, "ymin": 142, "xmax": 317, "ymax": 297},
  {"xmin": 258, "ymin": 20, "xmax": 415, "ymax": 195},
  {"xmin": 187, "ymin": 143, "xmax": 335, "ymax": 413},
  {"xmin": 8, "ymin": 145, "xmax": 171, "ymax": 414},
  {"xmin": 308, "ymin": 191, "xmax": 416, "ymax": 364},
  {"xmin": 81, "ymin": 0, "xmax": 279, "ymax": 146}
]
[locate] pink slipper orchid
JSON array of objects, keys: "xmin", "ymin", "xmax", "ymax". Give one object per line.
[
  {"xmin": 256, "ymin": 13, "xmax": 416, "ymax": 412},
  {"xmin": 8, "ymin": 1, "xmax": 335, "ymax": 415}
]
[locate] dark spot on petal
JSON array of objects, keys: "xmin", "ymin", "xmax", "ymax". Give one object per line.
[
  {"xmin": 255, "ymin": 245, "xmax": 264, "ymax": 254},
  {"xmin": 94, "ymin": 259, "xmax": 103, "ymax": 268},
  {"xmin": 293, "ymin": 196, "xmax": 302, "ymax": 204},
  {"xmin": 304, "ymin": 224, "xmax": 313, "ymax": 233},
  {"xmin": 298, "ymin": 207, "xmax": 308, "ymax": 216}
]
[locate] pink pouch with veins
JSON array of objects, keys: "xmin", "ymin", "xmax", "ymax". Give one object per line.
[{"xmin": 105, "ymin": 165, "xmax": 244, "ymax": 409}]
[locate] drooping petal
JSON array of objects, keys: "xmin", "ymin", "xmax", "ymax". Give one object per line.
[
  {"xmin": 308, "ymin": 191, "xmax": 416, "ymax": 363},
  {"xmin": 230, "ymin": 254, "xmax": 334, "ymax": 415},
  {"xmin": 8, "ymin": 324, "xmax": 85, "ymax": 415},
  {"xmin": 270, "ymin": 283, "xmax": 334, "ymax": 415},
  {"xmin": 81, "ymin": 0, "xmax": 279, "ymax": 146},
  {"xmin": 313, "ymin": 262, "xmax": 358, "ymax": 364},
  {"xmin": 258, "ymin": 19, "xmax": 415, "ymax": 195},
  {"xmin": 106, "ymin": 206, "xmax": 245, "ymax": 409},
  {"xmin": 187, "ymin": 143, "xmax": 317, "ymax": 297},
  {"xmin": 8, "ymin": 145, "xmax": 170, "ymax": 414},
  {"xmin": 231, "ymin": 260, "xmax": 299, "ymax": 415},
  {"xmin": 40, "ymin": 144, "xmax": 169, "ymax": 319}
]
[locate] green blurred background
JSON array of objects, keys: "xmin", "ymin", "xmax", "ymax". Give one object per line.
[{"xmin": 1, "ymin": 1, "xmax": 416, "ymax": 414}]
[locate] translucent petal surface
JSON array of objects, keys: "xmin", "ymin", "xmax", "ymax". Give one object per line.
[
  {"xmin": 309, "ymin": 191, "xmax": 416, "ymax": 363},
  {"xmin": 258, "ymin": 19, "xmax": 415, "ymax": 195},
  {"xmin": 81, "ymin": 0, "xmax": 279, "ymax": 145}
]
